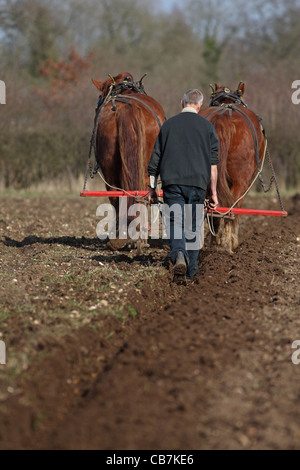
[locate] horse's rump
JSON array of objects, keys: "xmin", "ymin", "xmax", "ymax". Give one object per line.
[
  {"xmin": 201, "ymin": 106, "xmax": 265, "ymax": 208},
  {"xmin": 96, "ymin": 95, "xmax": 162, "ymax": 192},
  {"xmin": 207, "ymin": 111, "xmax": 236, "ymax": 207},
  {"xmin": 116, "ymin": 104, "xmax": 146, "ymax": 191}
]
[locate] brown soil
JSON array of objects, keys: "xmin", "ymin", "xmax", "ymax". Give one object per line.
[{"xmin": 0, "ymin": 193, "xmax": 299, "ymax": 450}]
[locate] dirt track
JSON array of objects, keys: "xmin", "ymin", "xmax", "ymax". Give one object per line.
[{"xmin": 0, "ymin": 193, "xmax": 299, "ymax": 449}]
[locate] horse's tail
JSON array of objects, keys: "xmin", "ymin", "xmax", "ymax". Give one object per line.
[
  {"xmin": 117, "ymin": 105, "xmax": 146, "ymax": 191},
  {"xmin": 211, "ymin": 115, "xmax": 235, "ymax": 207}
]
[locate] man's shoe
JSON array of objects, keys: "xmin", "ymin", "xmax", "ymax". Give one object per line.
[{"xmin": 173, "ymin": 251, "xmax": 187, "ymax": 284}]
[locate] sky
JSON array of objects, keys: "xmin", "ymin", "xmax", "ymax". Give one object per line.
[{"xmin": 160, "ymin": 0, "xmax": 181, "ymax": 11}]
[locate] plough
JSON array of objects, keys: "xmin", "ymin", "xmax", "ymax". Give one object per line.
[{"xmin": 80, "ymin": 190, "xmax": 288, "ymax": 217}]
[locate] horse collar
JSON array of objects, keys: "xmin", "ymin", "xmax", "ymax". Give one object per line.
[
  {"xmin": 111, "ymin": 79, "xmax": 147, "ymax": 98},
  {"xmin": 209, "ymin": 87, "xmax": 247, "ymax": 108}
]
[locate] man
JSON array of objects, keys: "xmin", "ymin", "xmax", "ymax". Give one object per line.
[{"xmin": 148, "ymin": 88, "xmax": 219, "ymax": 283}]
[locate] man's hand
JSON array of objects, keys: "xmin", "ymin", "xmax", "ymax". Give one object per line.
[
  {"xmin": 148, "ymin": 187, "xmax": 158, "ymax": 204},
  {"xmin": 209, "ymin": 165, "xmax": 218, "ymax": 210},
  {"xmin": 208, "ymin": 193, "xmax": 218, "ymax": 210},
  {"xmin": 148, "ymin": 175, "xmax": 158, "ymax": 204}
]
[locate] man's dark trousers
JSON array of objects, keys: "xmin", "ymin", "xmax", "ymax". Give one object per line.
[{"xmin": 162, "ymin": 184, "xmax": 206, "ymax": 279}]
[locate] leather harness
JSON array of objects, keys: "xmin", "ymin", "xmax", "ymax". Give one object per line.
[
  {"xmin": 87, "ymin": 78, "xmax": 163, "ymax": 179},
  {"xmin": 95, "ymin": 78, "xmax": 163, "ymax": 129},
  {"xmin": 205, "ymin": 88, "xmax": 266, "ymax": 171}
]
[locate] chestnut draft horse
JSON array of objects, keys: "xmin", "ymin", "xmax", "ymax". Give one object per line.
[
  {"xmin": 91, "ymin": 72, "xmax": 165, "ymax": 249},
  {"xmin": 200, "ymin": 82, "xmax": 267, "ymax": 253}
]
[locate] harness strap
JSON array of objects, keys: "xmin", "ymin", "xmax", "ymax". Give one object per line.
[
  {"xmin": 231, "ymin": 105, "xmax": 260, "ymax": 169},
  {"xmin": 204, "ymin": 104, "xmax": 263, "ymax": 170},
  {"xmin": 116, "ymin": 94, "xmax": 163, "ymax": 129}
]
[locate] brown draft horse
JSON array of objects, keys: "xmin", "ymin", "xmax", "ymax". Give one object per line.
[
  {"xmin": 91, "ymin": 72, "xmax": 165, "ymax": 249},
  {"xmin": 200, "ymin": 82, "xmax": 267, "ymax": 253}
]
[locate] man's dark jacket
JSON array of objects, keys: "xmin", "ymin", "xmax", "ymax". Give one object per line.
[{"xmin": 148, "ymin": 110, "xmax": 219, "ymax": 189}]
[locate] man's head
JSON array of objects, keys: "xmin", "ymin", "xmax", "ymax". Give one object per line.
[{"xmin": 181, "ymin": 88, "xmax": 203, "ymax": 112}]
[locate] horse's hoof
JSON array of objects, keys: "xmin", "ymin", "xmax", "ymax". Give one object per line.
[
  {"xmin": 107, "ymin": 238, "xmax": 129, "ymax": 251},
  {"xmin": 215, "ymin": 244, "xmax": 233, "ymax": 255},
  {"xmin": 232, "ymin": 239, "xmax": 239, "ymax": 250}
]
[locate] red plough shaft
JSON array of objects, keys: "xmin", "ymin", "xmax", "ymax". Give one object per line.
[
  {"xmin": 80, "ymin": 190, "xmax": 162, "ymax": 198},
  {"xmin": 80, "ymin": 190, "xmax": 287, "ymax": 217},
  {"xmin": 212, "ymin": 207, "xmax": 287, "ymax": 217}
]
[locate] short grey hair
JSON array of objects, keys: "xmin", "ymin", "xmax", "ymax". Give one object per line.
[{"xmin": 182, "ymin": 88, "xmax": 203, "ymax": 106}]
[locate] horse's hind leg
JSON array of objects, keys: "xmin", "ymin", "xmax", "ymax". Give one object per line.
[
  {"xmin": 142, "ymin": 202, "xmax": 149, "ymax": 247},
  {"xmin": 231, "ymin": 216, "xmax": 240, "ymax": 251},
  {"xmin": 218, "ymin": 216, "xmax": 240, "ymax": 253},
  {"xmin": 215, "ymin": 218, "xmax": 223, "ymax": 246},
  {"xmin": 214, "ymin": 218, "xmax": 233, "ymax": 253},
  {"xmin": 127, "ymin": 201, "xmax": 149, "ymax": 252},
  {"xmin": 209, "ymin": 216, "xmax": 234, "ymax": 253},
  {"xmin": 222, "ymin": 219, "xmax": 233, "ymax": 253},
  {"xmin": 136, "ymin": 204, "xmax": 149, "ymax": 253},
  {"xmin": 210, "ymin": 217, "xmax": 222, "ymax": 246},
  {"xmin": 209, "ymin": 215, "xmax": 240, "ymax": 254}
]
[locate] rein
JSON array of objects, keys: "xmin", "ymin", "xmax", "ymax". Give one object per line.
[{"xmin": 115, "ymin": 95, "xmax": 163, "ymax": 129}]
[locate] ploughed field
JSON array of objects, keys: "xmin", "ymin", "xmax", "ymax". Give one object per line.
[{"xmin": 0, "ymin": 192, "xmax": 299, "ymax": 449}]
